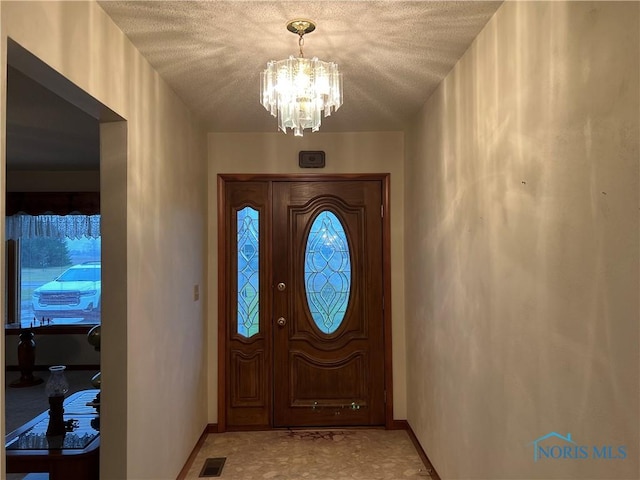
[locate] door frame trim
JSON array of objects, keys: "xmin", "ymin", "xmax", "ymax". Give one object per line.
[{"xmin": 217, "ymin": 173, "xmax": 393, "ymax": 430}]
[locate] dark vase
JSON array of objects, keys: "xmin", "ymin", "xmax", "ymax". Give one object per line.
[{"xmin": 10, "ymin": 330, "xmax": 43, "ymax": 388}]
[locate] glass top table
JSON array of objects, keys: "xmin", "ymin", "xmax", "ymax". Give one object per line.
[{"xmin": 5, "ymin": 389, "xmax": 100, "ymax": 480}]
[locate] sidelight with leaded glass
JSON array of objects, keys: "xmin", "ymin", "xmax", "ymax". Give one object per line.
[{"xmin": 237, "ymin": 206, "xmax": 259, "ymax": 338}]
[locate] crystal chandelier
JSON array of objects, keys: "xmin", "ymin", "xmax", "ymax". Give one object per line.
[{"xmin": 261, "ymin": 19, "xmax": 343, "ymax": 137}]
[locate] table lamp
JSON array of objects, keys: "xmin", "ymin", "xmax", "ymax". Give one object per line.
[{"xmin": 45, "ymin": 365, "xmax": 69, "ymax": 437}]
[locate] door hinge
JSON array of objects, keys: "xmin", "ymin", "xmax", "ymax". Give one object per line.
[{"xmin": 381, "ymin": 204, "xmax": 384, "ymax": 218}]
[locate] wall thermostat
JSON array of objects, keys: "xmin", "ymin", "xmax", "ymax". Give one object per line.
[{"xmin": 299, "ymin": 151, "xmax": 325, "ymax": 168}]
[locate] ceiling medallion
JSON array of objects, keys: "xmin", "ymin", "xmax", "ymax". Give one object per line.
[{"xmin": 260, "ymin": 19, "xmax": 343, "ymax": 137}]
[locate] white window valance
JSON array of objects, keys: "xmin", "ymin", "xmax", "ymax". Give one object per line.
[{"xmin": 6, "ymin": 214, "xmax": 101, "ymax": 240}]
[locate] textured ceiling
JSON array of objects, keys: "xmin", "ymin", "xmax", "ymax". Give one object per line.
[
  {"xmin": 98, "ymin": 1, "xmax": 503, "ymax": 133},
  {"xmin": 5, "ymin": 1, "xmax": 503, "ymax": 173}
]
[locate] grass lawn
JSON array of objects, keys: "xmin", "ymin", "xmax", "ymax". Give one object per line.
[
  {"xmin": 21, "ymin": 265, "xmax": 70, "ymax": 297},
  {"xmin": 22, "ymin": 266, "xmax": 69, "ymax": 282}
]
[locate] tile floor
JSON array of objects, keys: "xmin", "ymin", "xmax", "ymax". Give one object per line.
[
  {"xmin": 183, "ymin": 429, "xmax": 432, "ymax": 480},
  {"xmin": 6, "ymin": 373, "xmax": 433, "ymax": 480}
]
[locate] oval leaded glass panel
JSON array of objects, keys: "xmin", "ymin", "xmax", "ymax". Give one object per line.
[
  {"xmin": 237, "ymin": 206, "xmax": 259, "ymax": 338},
  {"xmin": 304, "ymin": 210, "xmax": 351, "ymax": 334}
]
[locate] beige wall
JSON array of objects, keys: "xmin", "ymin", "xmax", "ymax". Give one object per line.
[
  {"xmin": 0, "ymin": 2, "xmax": 208, "ymax": 479},
  {"xmin": 207, "ymin": 131, "xmax": 407, "ymax": 422},
  {"xmin": 405, "ymin": 2, "xmax": 639, "ymax": 479}
]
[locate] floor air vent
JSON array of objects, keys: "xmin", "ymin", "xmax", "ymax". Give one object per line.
[{"xmin": 199, "ymin": 457, "xmax": 226, "ymax": 477}]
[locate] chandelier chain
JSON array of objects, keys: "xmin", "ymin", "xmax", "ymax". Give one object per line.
[{"xmin": 298, "ymin": 34, "xmax": 305, "ymax": 57}]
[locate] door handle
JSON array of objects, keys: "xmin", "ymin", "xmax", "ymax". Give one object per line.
[{"xmin": 276, "ymin": 317, "xmax": 287, "ymax": 327}]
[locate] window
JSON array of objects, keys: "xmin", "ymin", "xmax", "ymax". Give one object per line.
[
  {"xmin": 7, "ymin": 214, "xmax": 101, "ymax": 328},
  {"xmin": 237, "ymin": 207, "xmax": 259, "ymax": 338},
  {"xmin": 304, "ymin": 210, "xmax": 351, "ymax": 334}
]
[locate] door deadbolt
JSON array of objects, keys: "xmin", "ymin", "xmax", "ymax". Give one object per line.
[
  {"xmin": 276, "ymin": 317, "xmax": 287, "ymax": 327},
  {"xmin": 277, "ymin": 282, "xmax": 286, "ymax": 291}
]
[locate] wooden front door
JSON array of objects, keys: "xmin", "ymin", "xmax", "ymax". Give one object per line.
[
  {"xmin": 272, "ymin": 181, "xmax": 385, "ymax": 426},
  {"xmin": 220, "ymin": 176, "xmax": 388, "ymax": 429}
]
